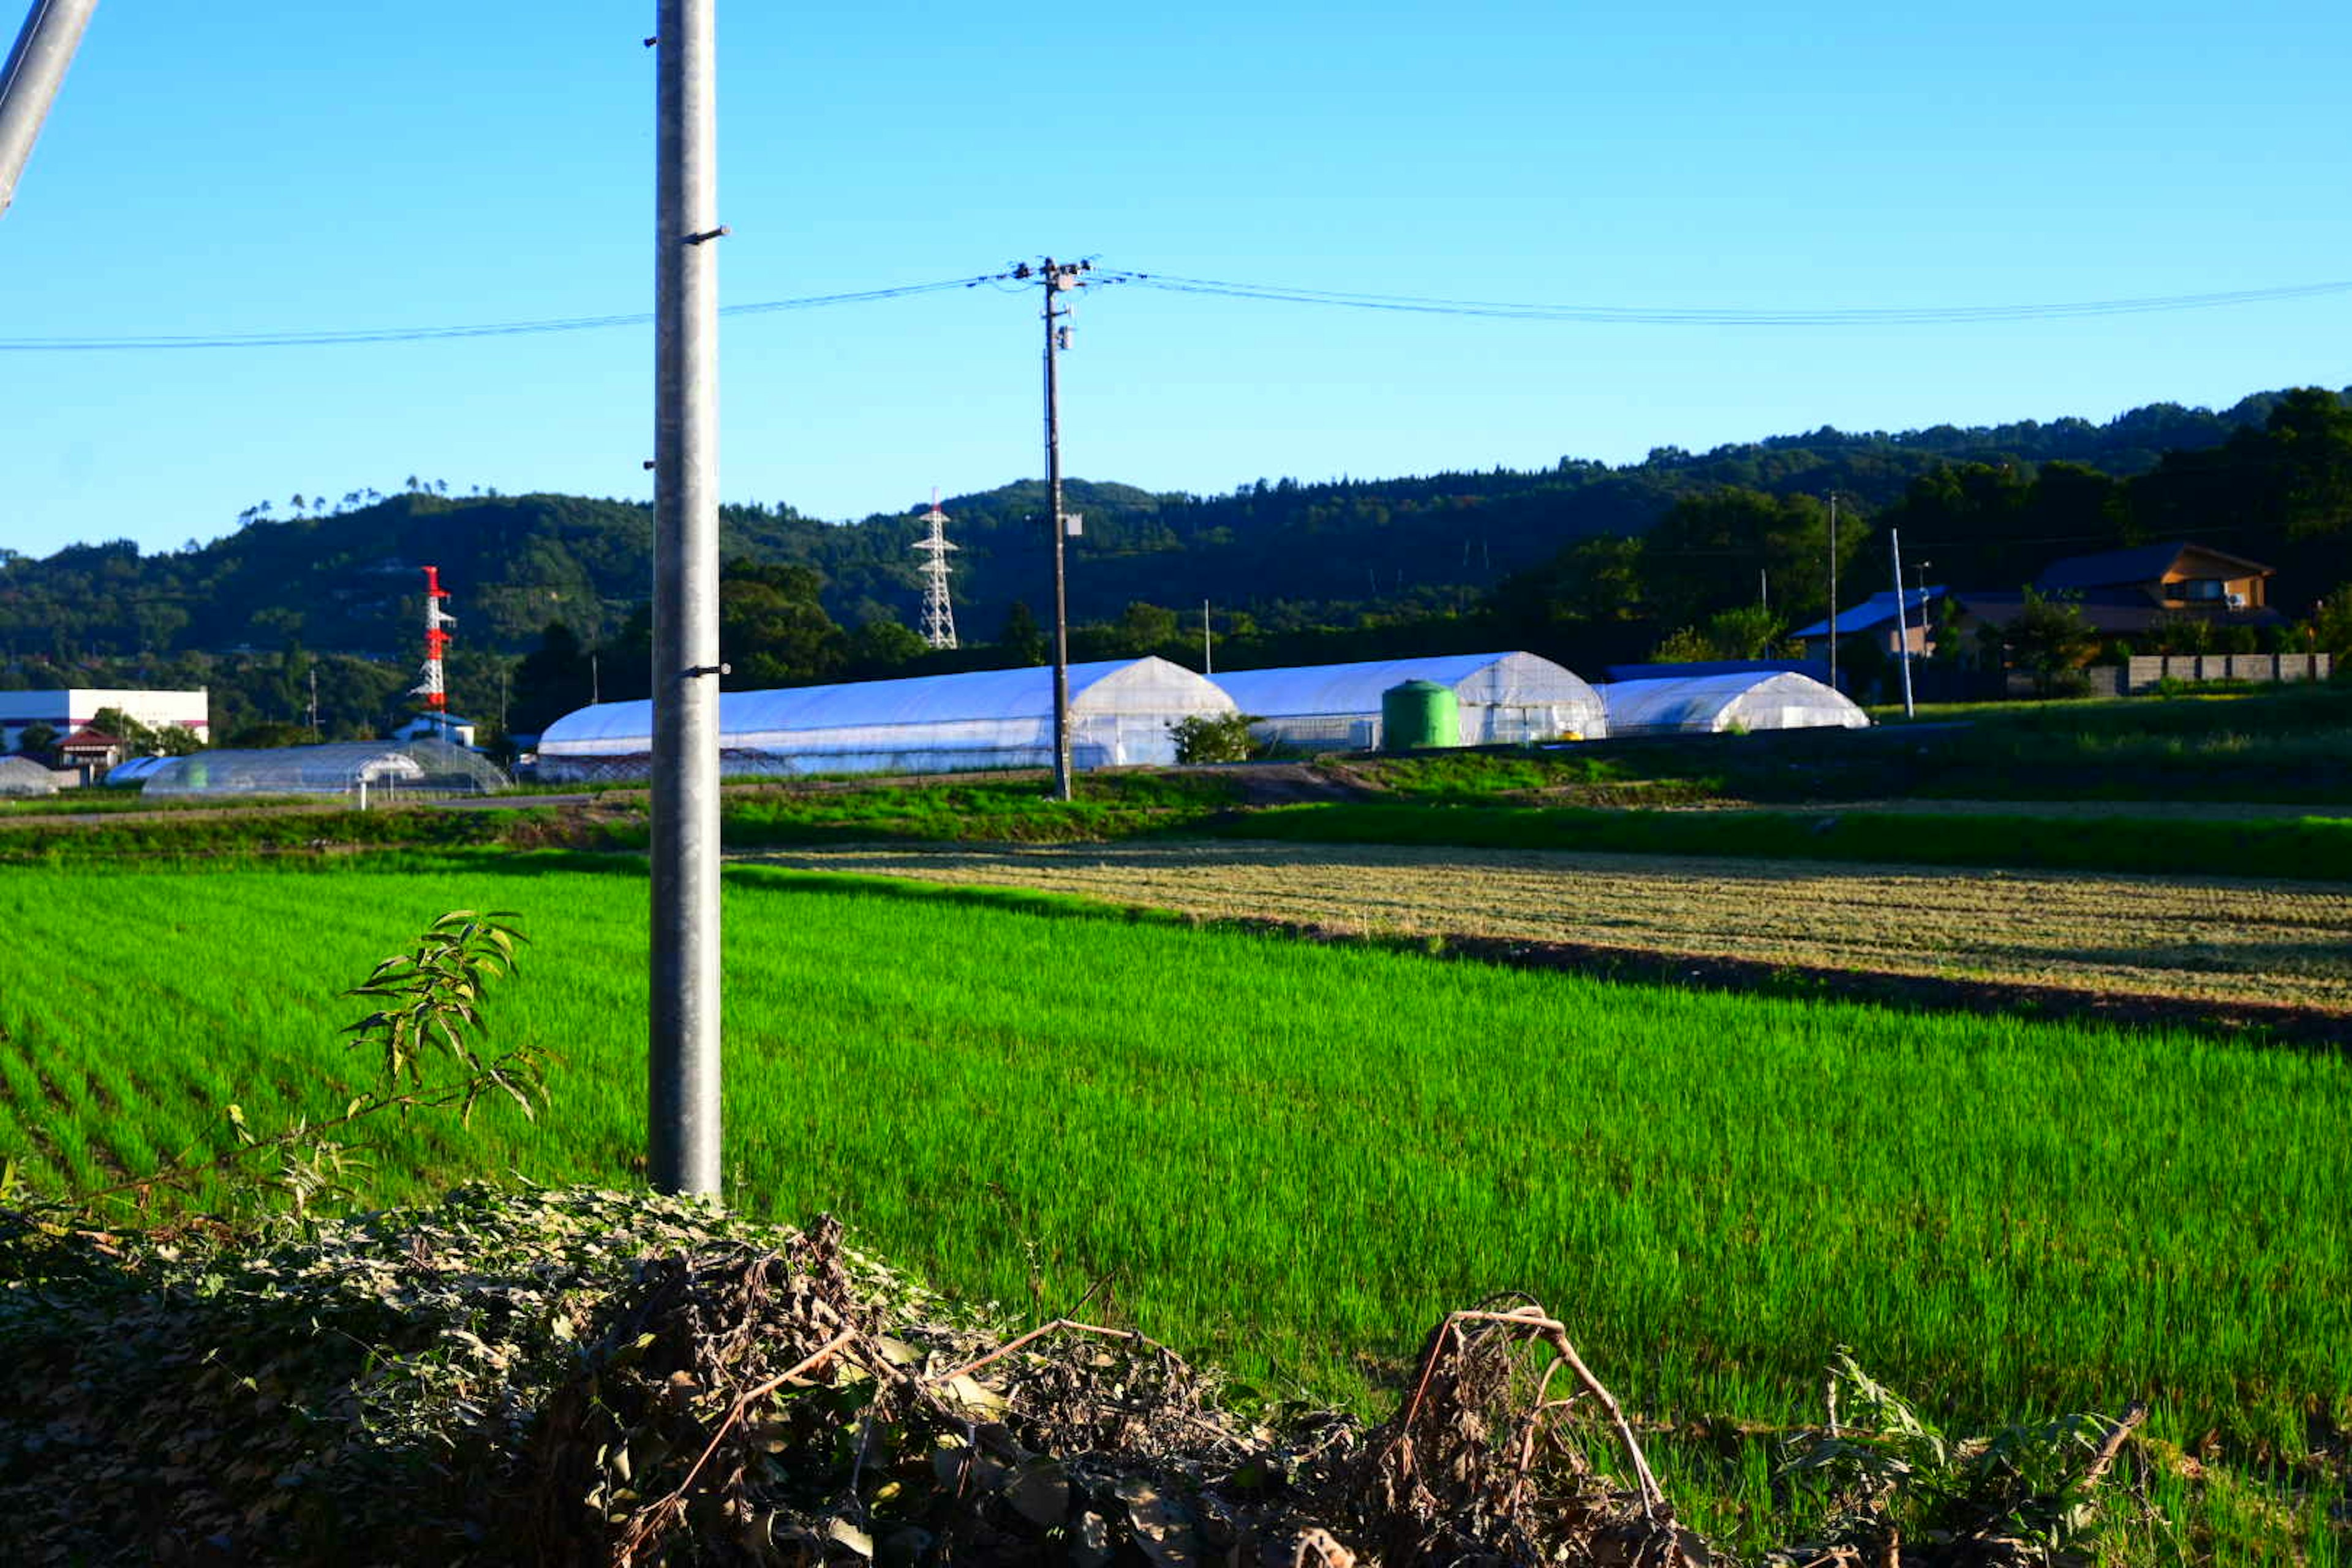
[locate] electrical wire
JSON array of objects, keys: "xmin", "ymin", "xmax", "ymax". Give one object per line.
[
  {"xmin": 0, "ymin": 273, "xmax": 1016, "ymax": 352},
  {"xmin": 1114, "ymin": 272, "xmax": 2352, "ymax": 326},
  {"xmin": 15, "ymin": 262, "xmax": 2347, "ymax": 353}
]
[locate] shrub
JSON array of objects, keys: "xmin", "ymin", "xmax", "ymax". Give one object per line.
[{"xmin": 1168, "ymin": 711, "xmax": 1258, "ymax": 764}]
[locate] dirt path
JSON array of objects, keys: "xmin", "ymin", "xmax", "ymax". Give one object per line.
[{"xmin": 736, "ymin": 839, "xmax": 2352, "ymax": 1016}]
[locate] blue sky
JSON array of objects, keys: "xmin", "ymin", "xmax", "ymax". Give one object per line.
[{"xmin": 5, "ymin": 0, "xmax": 2348, "ymax": 559}]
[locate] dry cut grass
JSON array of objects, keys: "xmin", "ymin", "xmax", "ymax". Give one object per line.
[{"xmin": 740, "ymin": 840, "xmax": 2352, "ymax": 1011}]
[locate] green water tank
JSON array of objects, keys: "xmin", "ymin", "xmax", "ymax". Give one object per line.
[{"xmin": 1381, "ymin": 679, "xmax": 1461, "ymax": 750}]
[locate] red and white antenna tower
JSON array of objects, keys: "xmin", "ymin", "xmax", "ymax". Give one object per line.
[
  {"xmin": 913, "ymin": 489, "xmax": 959, "ymax": 650},
  {"xmin": 412, "ymin": 565, "xmax": 456, "ymax": 718}
]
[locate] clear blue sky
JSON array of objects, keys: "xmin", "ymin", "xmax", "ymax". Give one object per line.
[{"xmin": 5, "ymin": 0, "xmax": 2348, "ymax": 560}]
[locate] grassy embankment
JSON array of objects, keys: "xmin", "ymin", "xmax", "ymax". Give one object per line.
[
  {"xmin": 1353, "ymin": 680, "xmax": 2352, "ymax": 807},
  {"xmin": 1, "ymin": 855, "xmax": 2343, "ymax": 1559}
]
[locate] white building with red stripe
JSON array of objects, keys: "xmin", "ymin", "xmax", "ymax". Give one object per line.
[{"xmin": 0, "ymin": 688, "xmax": 209, "ymax": 753}]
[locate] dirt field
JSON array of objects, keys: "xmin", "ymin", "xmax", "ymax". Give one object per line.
[{"xmin": 740, "ymin": 840, "xmax": 2352, "ymax": 1012}]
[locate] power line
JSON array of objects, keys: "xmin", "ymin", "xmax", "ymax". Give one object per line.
[
  {"xmin": 1112, "ymin": 271, "xmax": 2352, "ymax": 326},
  {"xmin": 0, "ymin": 273, "xmax": 1016, "ymax": 352},
  {"xmin": 11, "ymin": 264, "xmax": 2350, "ymax": 352}
]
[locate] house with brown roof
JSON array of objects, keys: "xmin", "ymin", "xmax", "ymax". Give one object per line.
[
  {"xmin": 55, "ymin": 726, "xmax": 124, "ymax": 785},
  {"xmin": 1948, "ymin": 541, "xmax": 2285, "ymax": 645},
  {"xmin": 2036, "ymin": 540, "xmax": 2274, "ymax": 611}
]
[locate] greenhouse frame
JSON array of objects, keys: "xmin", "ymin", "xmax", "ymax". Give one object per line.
[
  {"xmin": 140, "ymin": 739, "xmax": 511, "ymax": 800},
  {"xmin": 1208, "ymin": 652, "xmax": 1608, "ymax": 752},
  {"xmin": 535, "ymin": 657, "xmax": 1236, "ymax": 783},
  {"xmin": 1598, "ymin": 671, "xmax": 1870, "ymax": 737}
]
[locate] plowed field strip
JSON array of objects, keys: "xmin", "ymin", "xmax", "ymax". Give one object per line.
[{"xmin": 736, "ymin": 841, "xmax": 2352, "ymax": 1010}]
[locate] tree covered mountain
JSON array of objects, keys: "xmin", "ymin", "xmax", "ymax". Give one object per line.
[
  {"xmin": 2, "ymin": 388, "xmax": 2313, "ymax": 668},
  {"xmin": 3, "ymin": 385, "xmax": 2346, "ymax": 742}
]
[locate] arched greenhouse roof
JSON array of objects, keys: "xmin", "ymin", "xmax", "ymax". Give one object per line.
[
  {"xmin": 1599, "ymin": 671, "xmax": 1869, "ymax": 736},
  {"xmin": 141, "ymin": 739, "xmax": 510, "ymax": 797},
  {"xmin": 538, "ymin": 658, "xmax": 1232, "ymax": 758},
  {"xmin": 1210, "ymin": 652, "xmax": 1597, "ymax": 719}
]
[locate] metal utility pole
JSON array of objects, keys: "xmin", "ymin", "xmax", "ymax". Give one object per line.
[
  {"xmin": 1017, "ymin": 257, "xmax": 1090, "ymax": 802},
  {"xmin": 1825, "ymin": 492, "xmax": 1839, "ymax": 695},
  {"xmin": 649, "ymin": 0, "xmax": 724, "ymax": 1197},
  {"xmin": 1890, "ymin": 527, "xmax": 1917, "ymax": 718},
  {"xmin": 1202, "ymin": 598, "xmax": 1212, "ymax": 674},
  {"xmin": 307, "ymin": 667, "xmax": 318, "ymax": 734},
  {"xmin": 0, "ymin": 0, "xmax": 99, "ymax": 219}
]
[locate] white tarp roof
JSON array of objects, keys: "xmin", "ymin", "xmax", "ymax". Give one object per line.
[
  {"xmin": 1210, "ymin": 652, "xmax": 1604, "ymax": 722},
  {"xmin": 539, "ymin": 657, "xmax": 1233, "ymax": 758},
  {"xmin": 1600, "ymin": 671, "xmax": 1869, "ymax": 735}
]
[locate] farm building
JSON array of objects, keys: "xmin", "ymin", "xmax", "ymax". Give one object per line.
[
  {"xmin": 0, "ymin": 755, "xmax": 61, "ymax": 797},
  {"xmin": 140, "ymin": 739, "xmax": 510, "ymax": 801},
  {"xmin": 1208, "ymin": 652, "xmax": 1607, "ymax": 752},
  {"xmin": 1599, "ymin": 671, "xmax": 1869, "ymax": 736},
  {"xmin": 0, "ymin": 688, "xmax": 209, "ymax": 753},
  {"xmin": 536, "ymin": 657, "xmax": 1235, "ymax": 783}
]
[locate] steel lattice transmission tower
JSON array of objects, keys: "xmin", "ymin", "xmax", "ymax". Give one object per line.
[
  {"xmin": 913, "ymin": 494, "xmax": 959, "ymax": 650},
  {"xmin": 410, "ymin": 565, "xmax": 456, "ymax": 725}
]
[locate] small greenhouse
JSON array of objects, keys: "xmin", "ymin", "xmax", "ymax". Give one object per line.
[
  {"xmin": 141, "ymin": 739, "xmax": 511, "ymax": 800},
  {"xmin": 1598, "ymin": 671, "xmax": 1869, "ymax": 737},
  {"xmin": 535, "ymin": 657, "xmax": 1236, "ymax": 784},
  {"xmin": 1208, "ymin": 651, "xmax": 1608, "ymax": 752},
  {"xmin": 0, "ymin": 755, "xmax": 61, "ymax": 797}
]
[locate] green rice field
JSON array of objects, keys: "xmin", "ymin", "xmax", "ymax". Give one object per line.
[{"xmin": 2, "ymin": 853, "xmax": 2345, "ymax": 1558}]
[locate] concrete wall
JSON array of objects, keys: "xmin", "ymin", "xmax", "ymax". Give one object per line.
[{"xmin": 2122, "ymin": 654, "xmax": 2334, "ymax": 693}]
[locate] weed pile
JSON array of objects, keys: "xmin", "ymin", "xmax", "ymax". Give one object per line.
[{"xmin": 0, "ymin": 1185, "xmax": 1692, "ymax": 1567}]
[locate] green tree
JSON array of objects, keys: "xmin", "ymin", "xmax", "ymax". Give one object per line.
[
  {"xmin": 1999, "ymin": 590, "xmax": 2101, "ymax": 698},
  {"xmin": 1118, "ymin": 601, "xmax": 1181, "ymax": 654},
  {"xmin": 14, "ymin": 720, "xmax": 56, "ymax": 758},
  {"xmin": 2307, "ymin": 584, "xmax": 2352, "ymax": 658},
  {"xmin": 997, "ymin": 601, "xmax": 1048, "ymax": 665},
  {"xmin": 846, "ymin": 614, "xmax": 927, "ymax": 675},
  {"xmin": 510, "ymin": 622, "xmax": 595, "ymax": 733},
  {"xmin": 716, "ymin": 561, "xmax": 847, "ymax": 687}
]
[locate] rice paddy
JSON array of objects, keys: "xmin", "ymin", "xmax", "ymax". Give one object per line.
[
  {"xmin": 3, "ymin": 856, "xmax": 2347, "ymax": 1544},
  {"xmin": 737, "ymin": 839, "xmax": 2352, "ymax": 1011}
]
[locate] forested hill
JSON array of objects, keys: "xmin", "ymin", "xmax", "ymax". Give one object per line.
[{"xmin": 0, "ymin": 387, "xmax": 2332, "ymax": 668}]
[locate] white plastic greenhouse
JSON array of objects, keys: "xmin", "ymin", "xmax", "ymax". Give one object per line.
[
  {"xmin": 1598, "ymin": 671, "xmax": 1869, "ymax": 737},
  {"xmin": 535, "ymin": 657, "xmax": 1236, "ymax": 783},
  {"xmin": 0, "ymin": 755, "xmax": 60, "ymax": 797},
  {"xmin": 1209, "ymin": 652, "xmax": 1608, "ymax": 751},
  {"xmin": 141, "ymin": 739, "xmax": 511, "ymax": 799}
]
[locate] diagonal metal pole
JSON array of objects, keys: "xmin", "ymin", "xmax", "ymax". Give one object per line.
[
  {"xmin": 0, "ymin": 0, "xmax": 100, "ymax": 218},
  {"xmin": 650, "ymin": 0, "xmax": 722, "ymax": 1196}
]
